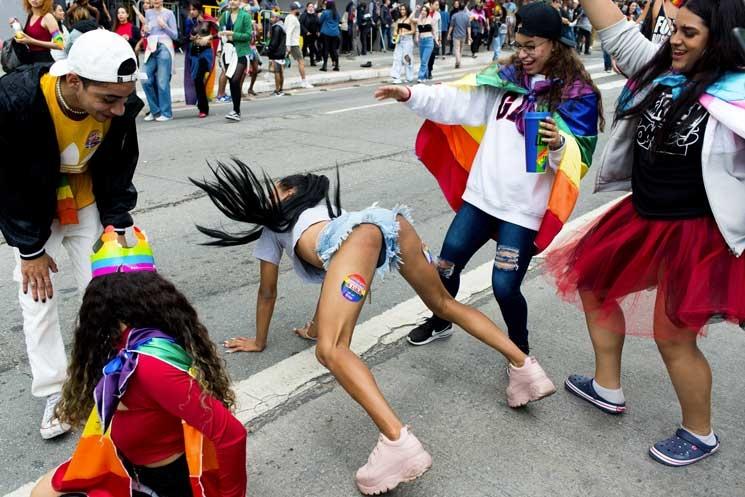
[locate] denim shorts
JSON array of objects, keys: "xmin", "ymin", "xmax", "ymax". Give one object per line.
[{"xmin": 316, "ymin": 204, "xmax": 414, "ymax": 280}]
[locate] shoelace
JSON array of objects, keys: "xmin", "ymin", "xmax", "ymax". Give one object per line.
[{"xmin": 43, "ymin": 394, "xmax": 61, "ymax": 423}]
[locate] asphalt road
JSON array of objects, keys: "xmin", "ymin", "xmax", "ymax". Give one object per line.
[{"xmin": 5, "ymin": 55, "xmax": 734, "ymax": 497}]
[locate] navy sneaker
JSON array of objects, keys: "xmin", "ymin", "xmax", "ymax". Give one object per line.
[
  {"xmin": 564, "ymin": 375, "xmax": 626, "ymax": 415},
  {"xmin": 649, "ymin": 429, "xmax": 720, "ymax": 467}
]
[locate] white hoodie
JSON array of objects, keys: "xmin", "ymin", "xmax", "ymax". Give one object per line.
[{"xmin": 405, "ymin": 81, "xmax": 566, "ymax": 231}]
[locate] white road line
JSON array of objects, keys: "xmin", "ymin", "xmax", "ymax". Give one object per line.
[
  {"xmin": 598, "ymin": 79, "xmax": 628, "ymax": 90},
  {"xmin": 3, "ymin": 195, "xmax": 624, "ymax": 497},
  {"xmin": 584, "ymin": 63, "xmax": 604, "ymax": 71},
  {"xmin": 589, "ymin": 71, "xmax": 618, "ymax": 81},
  {"xmin": 325, "ymin": 101, "xmax": 398, "ymax": 114}
]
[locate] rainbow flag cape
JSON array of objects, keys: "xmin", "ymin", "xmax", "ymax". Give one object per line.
[
  {"xmin": 415, "ymin": 63, "xmax": 599, "ymax": 253},
  {"xmin": 51, "ymin": 330, "xmax": 222, "ymax": 497}
]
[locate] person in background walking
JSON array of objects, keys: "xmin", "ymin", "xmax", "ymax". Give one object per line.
[
  {"xmin": 426, "ymin": 0, "xmax": 441, "ymax": 79},
  {"xmin": 340, "ymin": 1, "xmax": 353, "ymax": 54},
  {"xmin": 87, "ymin": 0, "xmax": 111, "ymax": 28},
  {"xmin": 415, "ymin": 3, "xmax": 434, "ymax": 83},
  {"xmin": 469, "ymin": 2, "xmax": 488, "ymax": 57},
  {"xmin": 438, "ymin": 0, "xmax": 449, "ymax": 57},
  {"xmin": 185, "ymin": 0, "xmax": 218, "ymax": 118},
  {"xmin": 137, "ymin": 0, "xmax": 179, "ymax": 122},
  {"xmin": 113, "ymin": 6, "xmax": 140, "ymax": 50},
  {"xmin": 319, "ymin": 0, "xmax": 340, "ymax": 71},
  {"xmin": 390, "ymin": 2, "xmax": 415, "ymax": 83},
  {"xmin": 10, "ymin": 0, "xmax": 65, "ymax": 64},
  {"xmin": 504, "ymin": 0, "xmax": 516, "ymax": 46},
  {"xmin": 448, "ymin": 2, "xmax": 470, "ymax": 68},
  {"xmin": 300, "ymin": 2, "xmax": 321, "ymax": 66},
  {"xmin": 574, "ymin": 3, "xmax": 592, "ymax": 54},
  {"xmin": 266, "ymin": 10, "xmax": 286, "ymax": 95},
  {"xmin": 381, "ymin": 0, "xmax": 393, "ymax": 50},
  {"xmin": 491, "ymin": 0, "xmax": 507, "ymax": 61},
  {"xmin": 218, "ymin": 0, "xmax": 253, "ymax": 120},
  {"xmin": 66, "ymin": 0, "xmax": 99, "ymax": 26},
  {"xmin": 50, "ymin": 2, "xmax": 69, "ymax": 61},
  {"xmin": 286, "ymin": 2, "xmax": 314, "ymax": 88},
  {"xmin": 357, "ymin": 2, "xmax": 372, "ymax": 55}
]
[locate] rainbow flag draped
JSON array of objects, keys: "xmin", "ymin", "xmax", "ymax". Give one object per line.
[
  {"xmin": 184, "ymin": 16, "xmax": 221, "ymax": 106},
  {"xmin": 415, "ymin": 63, "xmax": 599, "ymax": 253},
  {"xmin": 51, "ymin": 331, "xmax": 222, "ymax": 497}
]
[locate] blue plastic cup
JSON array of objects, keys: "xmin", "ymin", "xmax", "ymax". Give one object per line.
[{"xmin": 524, "ymin": 111, "xmax": 551, "ymax": 173}]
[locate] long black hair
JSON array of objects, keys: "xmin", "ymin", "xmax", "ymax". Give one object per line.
[
  {"xmin": 616, "ymin": 0, "xmax": 745, "ymax": 142},
  {"xmin": 190, "ymin": 160, "xmax": 342, "ymax": 246},
  {"xmin": 57, "ymin": 271, "xmax": 235, "ymax": 428}
]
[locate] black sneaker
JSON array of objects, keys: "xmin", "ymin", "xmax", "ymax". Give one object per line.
[{"xmin": 407, "ymin": 316, "xmax": 454, "ymax": 346}]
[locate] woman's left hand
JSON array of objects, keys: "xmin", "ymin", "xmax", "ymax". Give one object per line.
[
  {"xmin": 224, "ymin": 337, "xmax": 266, "ymax": 353},
  {"xmin": 539, "ymin": 117, "xmax": 564, "ymax": 151}
]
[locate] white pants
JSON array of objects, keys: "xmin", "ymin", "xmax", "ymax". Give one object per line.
[
  {"xmin": 454, "ymin": 37, "xmax": 465, "ymax": 66},
  {"xmin": 390, "ymin": 35, "xmax": 414, "ymax": 82},
  {"xmin": 13, "ymin": 204, "xmax": 102, "ymax": 398}
]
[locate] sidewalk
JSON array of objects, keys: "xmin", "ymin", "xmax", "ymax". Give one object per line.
[{"xmin": 138, "ymin": 49, "xmax": 499, "ymax": 105}]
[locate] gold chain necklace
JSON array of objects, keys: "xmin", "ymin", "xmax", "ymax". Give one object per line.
[{"xmin": 55, "ymin": 77, "xmax": 88, "ymax": 117}]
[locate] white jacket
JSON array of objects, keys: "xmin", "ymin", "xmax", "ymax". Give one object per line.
[
  {"xmin": 405, "ymin": 82, "xmax": 566, "ymax": 231},
  {"xmin": 597, "ymin": 19, "xmax": 745, "ymax": 256}
]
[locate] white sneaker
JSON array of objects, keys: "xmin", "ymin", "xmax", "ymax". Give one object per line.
[
  {"xmin": 40, "ymin": 393, "xmax": 71, "ymax": 440},
  {"xmin": 273, "ymin": 90, "xmax": 285, "ymax": 97},
  {"xmin": 155, "ymin": 115, "xmax": 172, "ymax": 122},
  {"xmin": 391, "ymin": 78, "xmax": 403, "ymax": 84},
  {"xmin": 225, "ymin": 110, "xmax": 241, "ymax": 121},
  {"xmin": 300, "ymin": 80, "xmax": 314, "ymax": 89},
  {"xmin": 143, "ymin": 113, "xmax": 155, "ymax": 121}
]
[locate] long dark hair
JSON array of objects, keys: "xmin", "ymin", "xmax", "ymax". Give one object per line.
[
  {"xmin": 191, "ymin": 160, "xmax": 342, "ymax": 247},
  {"xmin": 509, "ymin": 42, "xmax": 606, "ymax": 132},
  {"xmin": 327, "ymin": 0, "xmax": 339, "ymax": 20},
  {"xmin": 57, "ymin": 271, "xmax": 236, "ymax": 428},
  {"xmin": 617, "ymin": 0, "xmax": 745, "ymax": 142}
]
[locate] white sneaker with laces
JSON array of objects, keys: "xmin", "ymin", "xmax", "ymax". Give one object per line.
[
  {"xmin": 143, "ymin": 113, "xmax": 155, "ymax": 121},
  {"xmin": 40, "ymin": 393, "xmax": 71, "ymax": 440},
  {"xmin": 392, "ymin": 78, "xmax": 403, "ymax": 84},
  {"xmin": 225, "ymin": 111, "xmax": 241, "ymax": 121},
  {"xmin": 155, "ymin": 115, "xmax": 172, "ymax": 122},
  {"xmin": 301, "ymin": 80, "xmax": 314, "ymax": 89}
]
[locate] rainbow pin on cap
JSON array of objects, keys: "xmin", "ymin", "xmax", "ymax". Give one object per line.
[{"xmin": 91, "ymin": 226, "xmax": 156, "ymax": 278}]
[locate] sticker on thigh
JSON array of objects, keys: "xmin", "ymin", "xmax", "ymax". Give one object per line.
[{"xmin": 341, "ymin": 273, "xmax": 368, "ymax": 302}]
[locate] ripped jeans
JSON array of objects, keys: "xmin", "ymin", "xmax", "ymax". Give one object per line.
[{"xmin": 437, "ymin": 201, "xmax": 537, "ymax": 352}]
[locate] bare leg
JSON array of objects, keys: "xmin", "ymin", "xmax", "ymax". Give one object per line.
[
  {"xmin": 395, "ymin": 217, "xmax": 526, "ymax": 366},
  {"xmin": 249, "ymin": 59, "xmax": 258, "ymax": 92},
  {"xmin": 653, "ymin": 290, "xmax": 712, "ymax": 435},
  {"xmin": 30, "ymin": 471, "xmax": 63, "ymax": 497},
  {"xmin": 580, "ymin": 290, "xmax": 625, "ymax": 389},
  {"xmin": 298, "ymin": 58, "xmax": 307, "ymax": 80},
  {"xmin": 217, "ymin": 70, "xmax": 228, "ymax": 97},
  {"xmin": 315, "ymin": 224, "xmax": 403, "ymax": 440}
]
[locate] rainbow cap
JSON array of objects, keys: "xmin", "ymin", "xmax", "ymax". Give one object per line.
[{"xmin": 90, "ymin": 226, "xmax": 156, "ymax": 278}]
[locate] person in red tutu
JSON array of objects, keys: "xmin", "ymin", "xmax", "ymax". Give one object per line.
[{"xmin": 545, "ymin": 0, "xmax": 745, "ymax": 467}]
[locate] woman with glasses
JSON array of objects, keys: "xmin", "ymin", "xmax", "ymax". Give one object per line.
[{"xmin": 375, "ymin": 2, "xmax": 603, "ymax": 359}]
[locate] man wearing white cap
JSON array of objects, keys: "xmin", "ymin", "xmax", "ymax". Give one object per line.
[
  {"xmin": 0, "ymin": 29, "xmax": 143, "ymax": 440},
  {"xmin": 286, "ymin": 1, "xmax": 314, "ymax": 88}
]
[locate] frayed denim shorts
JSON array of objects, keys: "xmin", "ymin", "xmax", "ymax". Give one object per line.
[{"xmin": 316, "ymin": 204, "xmax": 414, "ymax": 280}]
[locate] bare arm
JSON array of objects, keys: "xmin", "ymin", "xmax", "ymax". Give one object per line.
[
  {"xmin": 224, "ymin": 260, "xmax": 278, "ymax": 353},
  {"xmin": 578, "ymin": 0, "xmax": 625, "ymax": 31}
]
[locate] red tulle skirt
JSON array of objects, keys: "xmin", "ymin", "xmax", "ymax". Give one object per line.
[{"xmin": 544, "ymin": 197, "xmax": 745, "ymax": 339}]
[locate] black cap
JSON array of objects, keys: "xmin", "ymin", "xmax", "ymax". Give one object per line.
[{"xmin": 516, "ymin": 2, "xmax": 575, "ymax": 47}]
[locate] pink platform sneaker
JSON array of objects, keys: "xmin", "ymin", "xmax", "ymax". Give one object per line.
[
  {"xmin": 506, "ymin": 357, "xmax": 557, "ymax": 408},
  {"xmin": 355, "ymin": 426, "xmax": 432, "ymax": 495}
]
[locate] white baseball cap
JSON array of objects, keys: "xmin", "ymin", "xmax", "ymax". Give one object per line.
[{"xmin": 50, "ymin": 29, "xmax": 139, "ymax": 84}]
